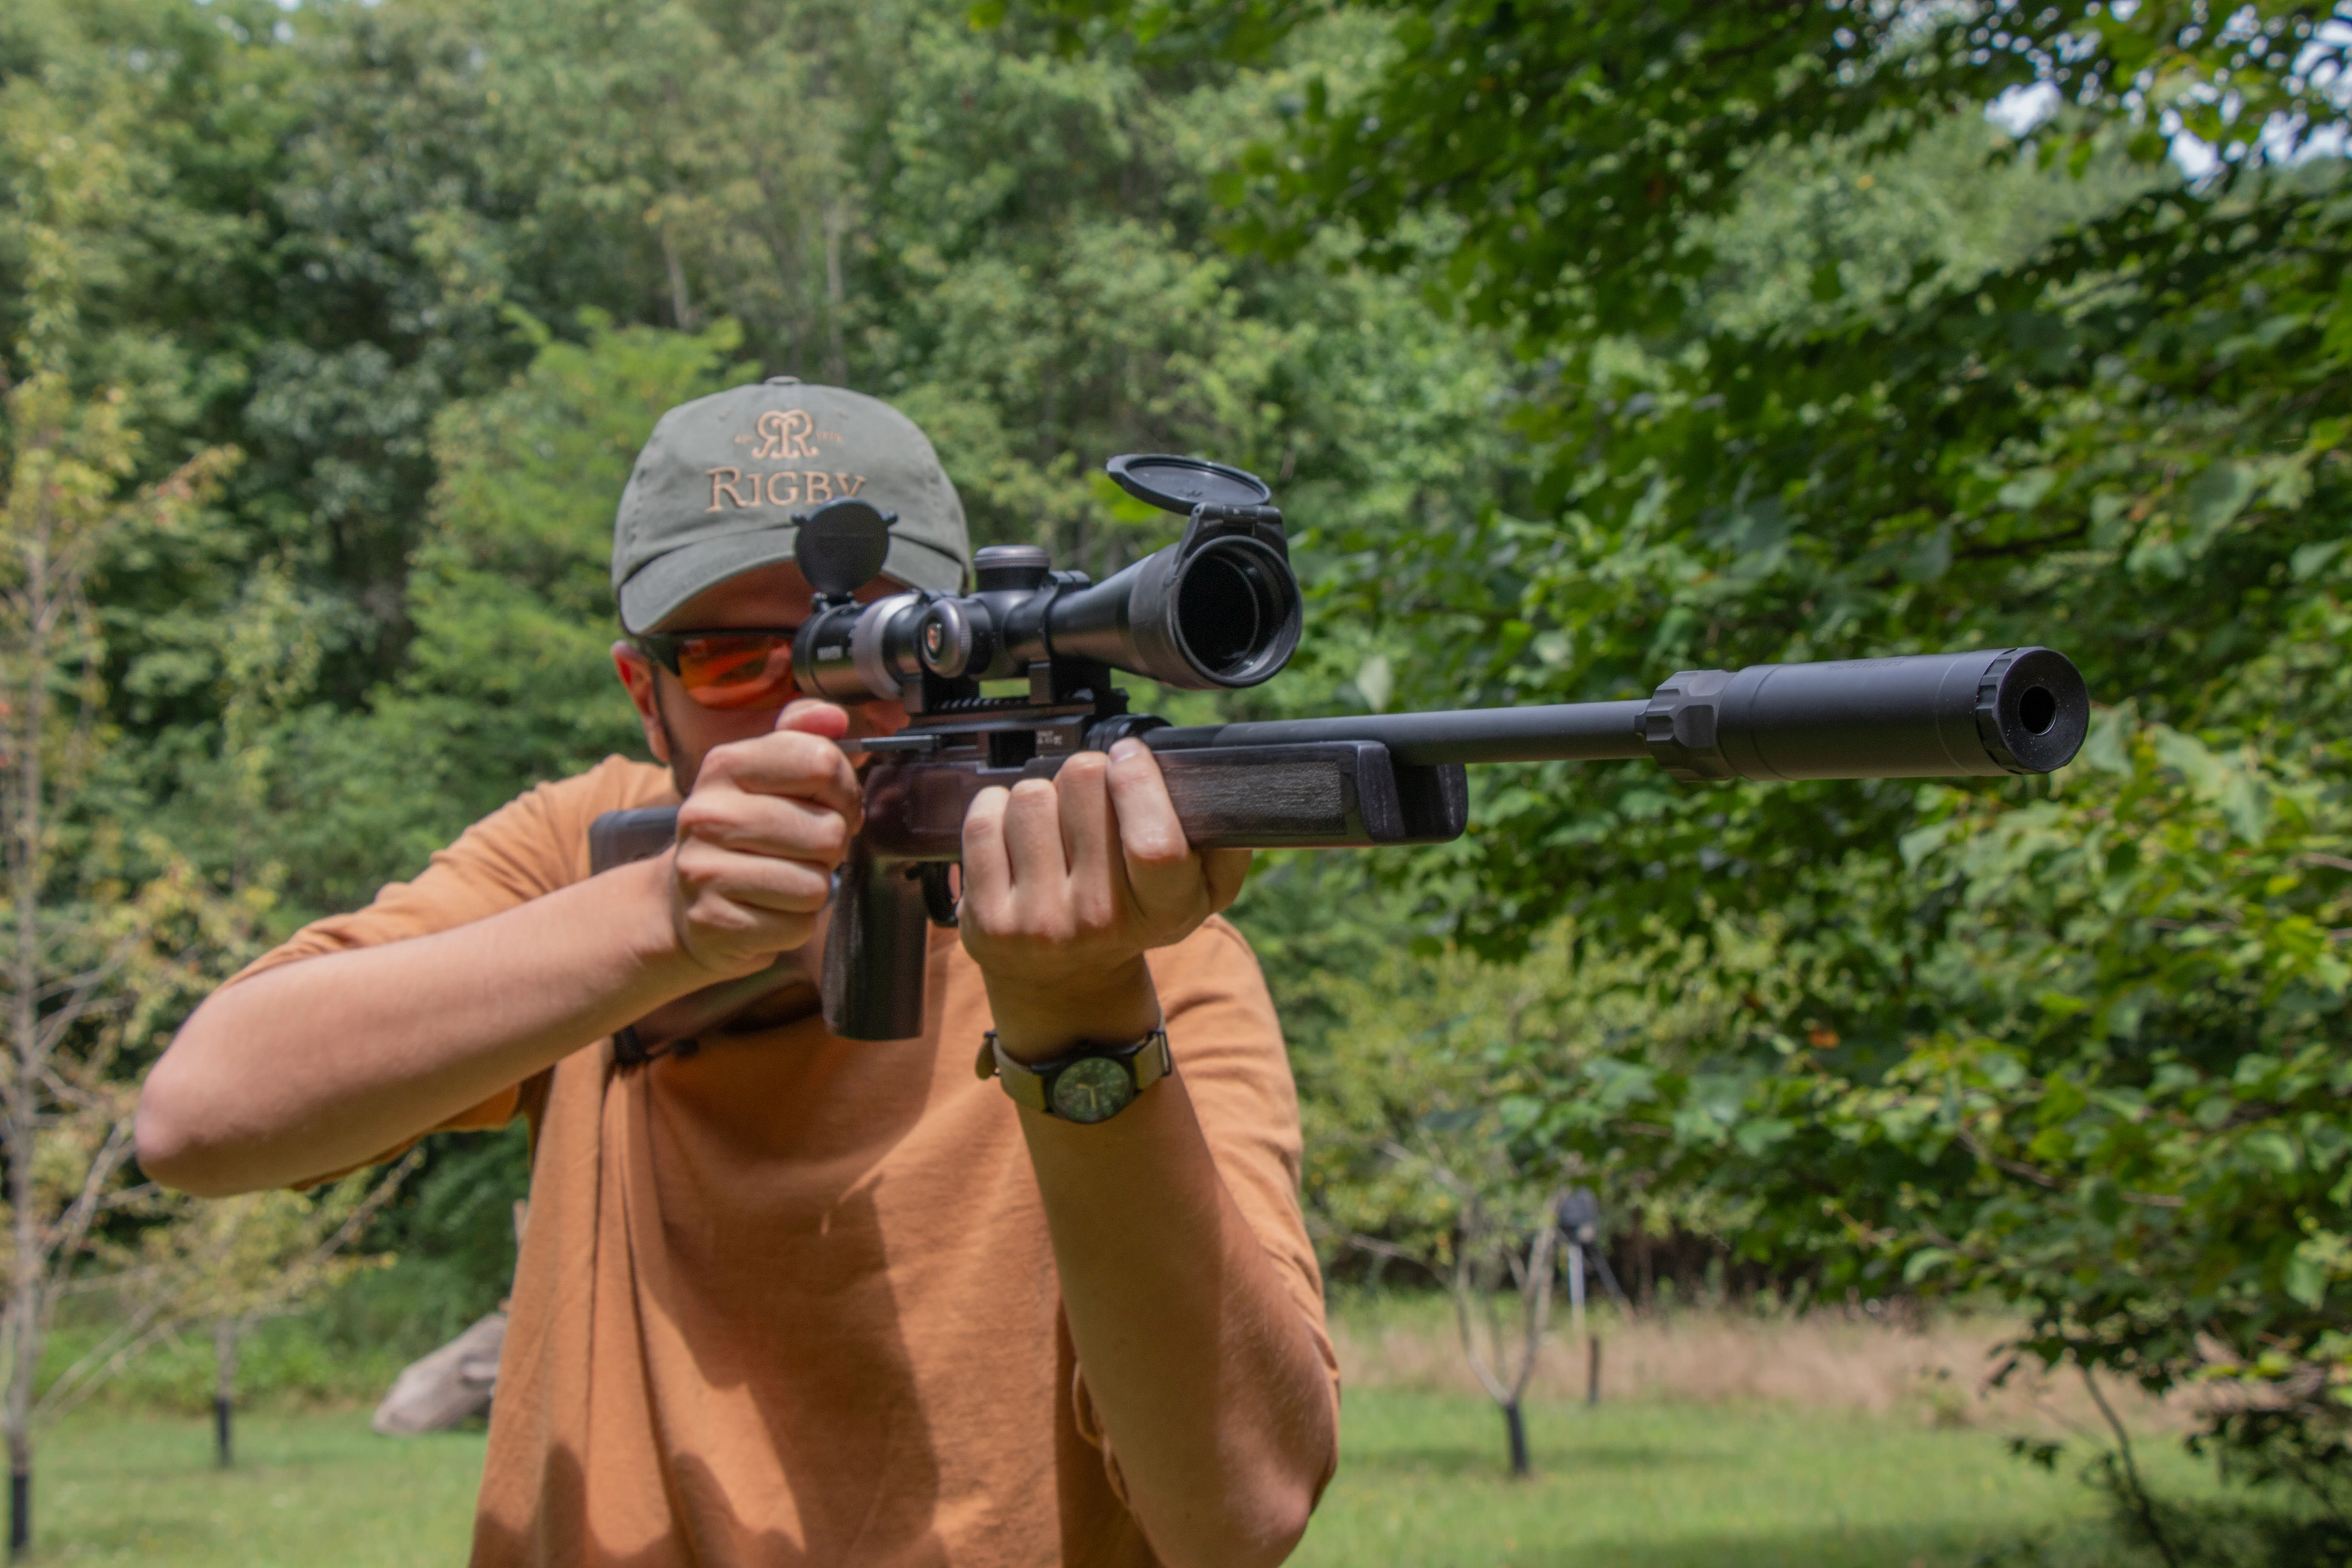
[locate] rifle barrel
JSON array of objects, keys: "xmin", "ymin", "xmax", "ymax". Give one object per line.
[
  {"xmin": 1145, "ymin": 701, "xmax": 1650, "ymax": 766},
  {"xmin": 1143, "ymin": 648, "xmax": 2090, "ymax": 780}
]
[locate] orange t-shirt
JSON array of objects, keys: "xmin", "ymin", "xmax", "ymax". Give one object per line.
[{"xmin": 236, "ymin": 755, "xmax": 1337, "ymax": 1567}]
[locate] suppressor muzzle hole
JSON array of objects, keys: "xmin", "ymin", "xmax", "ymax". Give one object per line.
[{"xmin": 2019, "ymin": 686, "xmax": 2058, "ymax": 736}]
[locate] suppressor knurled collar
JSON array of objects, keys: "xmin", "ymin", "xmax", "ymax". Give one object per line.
[
  {"xmin": 1973, "ymin": 648, "xmax": 2030, "ymax": 774},
  {"xmin": 1641, "ymin": 668, "xmax": 1739, "ymax": 781}
]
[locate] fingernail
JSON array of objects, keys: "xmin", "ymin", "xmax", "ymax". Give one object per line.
[{"xmin": 1110, "ymin": 738, "xmax": 1147, "ymax": 761}]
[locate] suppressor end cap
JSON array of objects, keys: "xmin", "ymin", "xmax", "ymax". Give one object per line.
[{"xmin": 1974, "ymin": 646, "xmax": 2089, "ymax": 774}]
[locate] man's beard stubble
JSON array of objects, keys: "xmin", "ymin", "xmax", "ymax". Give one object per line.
[{"xmin": 648, "ymin": 679, "xmax": 698, "ymax": 799}]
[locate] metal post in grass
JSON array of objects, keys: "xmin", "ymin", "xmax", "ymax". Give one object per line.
[
  {"xmin": 1565, "ymin": 1226, "xmax": 1590, "ymax": 1405},
  {"xmin": 215, "ymin": 1318, "xmax": 237, "ymax": 1468}
]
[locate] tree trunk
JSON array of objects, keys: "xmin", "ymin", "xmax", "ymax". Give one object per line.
[
  {"xmin": 6, "ymin": 536, "xmax": 48, "ymax": 1561},
  {"xmin": 660, "ymin": 229, "xmax": 698, "ymax": 333},
  {"xmin": 6, "ymin": 1443, "xmax": 23, "ymax": 1561},
  {"xmin": 1587, "ymin": 1333, "xmax": 1603, "ymax": 1406},
  {"xmin": 822, "ymin": 204, "xmax": 848, "ymax": 387},
  {"xmin": 214, "ymin": 1319, "xmax": 238, "ymax": 1468},
  {"xmin": 1501, "ymin": 1400, "xmax": 1529, "ymax": 1478}
]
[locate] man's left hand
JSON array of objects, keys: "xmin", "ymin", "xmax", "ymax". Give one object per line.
[{"xmin": 959, "ymin": 738, "xmax": 1250, "ymax": 1061}]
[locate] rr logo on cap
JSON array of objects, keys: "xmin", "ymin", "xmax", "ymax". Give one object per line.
[{"xmin": 751, "ymin": 410, "xmax": 822, "ymax": 460}]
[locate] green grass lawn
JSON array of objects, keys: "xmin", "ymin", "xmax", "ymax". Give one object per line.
[
  {"xmin": 27, "ymin": 1393, "xmax": 2181, "ymax": 1564},
  {"xmin": 1294, "ymin": 1390, "xmax": 2191, "ymax": 1568},
  {"xmin": 37, "ymin": 1410, "xmax": 483, "ymax": 1565}
]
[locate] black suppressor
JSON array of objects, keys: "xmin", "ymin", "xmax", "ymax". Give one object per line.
[{"xmin": 1147, "ymin": 646, "xmax": 2089, "ymax": 780}]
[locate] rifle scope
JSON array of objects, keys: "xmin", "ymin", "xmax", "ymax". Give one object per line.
[{"xmin": 791, "ymin": 459, "xmax": 1302, "ymax": 701}]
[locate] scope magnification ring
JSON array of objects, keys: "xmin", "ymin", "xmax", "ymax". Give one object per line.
[{"xmin": 851, "ymin": 592, "xmax": 920, "ymax": 701}]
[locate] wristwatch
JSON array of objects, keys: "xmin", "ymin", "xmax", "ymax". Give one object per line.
[{"xmin": 974, "ymin": 1028, "xmax": 1173, "ymax": 1124}]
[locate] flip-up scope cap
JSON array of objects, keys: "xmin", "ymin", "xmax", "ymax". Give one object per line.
[{"xmin": 1107, "ymin": 454, "xmax": 1272, "ymax": 515}]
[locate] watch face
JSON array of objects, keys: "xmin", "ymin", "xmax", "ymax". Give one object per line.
[{"xmin": 1050, "ymin": 1057, "xmax": 1135, "ymax": 1124}]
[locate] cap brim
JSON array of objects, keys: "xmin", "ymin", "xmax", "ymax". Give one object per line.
[{"xmin": 617, "ymin": 531, "xmax": 967, "ymax": 633}]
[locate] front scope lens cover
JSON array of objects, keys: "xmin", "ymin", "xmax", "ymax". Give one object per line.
[{"xmin": 1106, "ymin": 454, "xmax": 1272, "ymax": 516}]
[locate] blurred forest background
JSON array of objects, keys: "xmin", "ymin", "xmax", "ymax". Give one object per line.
[{"xmin": 1, "ymin": 0, "xmax": 2349, "ymax": 1560}]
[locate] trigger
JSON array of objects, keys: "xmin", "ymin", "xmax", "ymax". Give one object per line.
[{"xmin": 914, "ymin": 863, "xmax": 959, "ymax": 927}]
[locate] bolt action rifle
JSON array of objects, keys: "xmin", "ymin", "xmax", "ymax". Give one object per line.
[{"xmin": 593, "ymin": 454, "xmax": 2089, "ymax": 1048}]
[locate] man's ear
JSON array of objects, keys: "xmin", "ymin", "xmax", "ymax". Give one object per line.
[{"xmin": 611, "ymin": 643, "xmax": 672, "ymax": 765}]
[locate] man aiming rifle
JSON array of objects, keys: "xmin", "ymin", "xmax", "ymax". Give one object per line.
[
  {"xmin": 138, "ymin": 381, "xmax": 1338, "ymax": 1568},
  {"xmin": 137, "ymin": 377, "xmax": 2087, "ymax": 1566}
]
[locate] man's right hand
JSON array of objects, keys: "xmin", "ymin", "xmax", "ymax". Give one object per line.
[{"xmin": 668, "ymin": 700, "xmax": 864, "ymax": 977}]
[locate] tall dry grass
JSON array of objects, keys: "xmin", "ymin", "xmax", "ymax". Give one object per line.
[{"xmin": 1328, "ymin": 1293, "xmax": 2191, "ymax": 1438}]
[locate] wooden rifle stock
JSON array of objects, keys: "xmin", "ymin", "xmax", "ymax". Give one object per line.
[{"xmin": 587, "ymin": 740, "xmax": 1470, "ymax": 1047}]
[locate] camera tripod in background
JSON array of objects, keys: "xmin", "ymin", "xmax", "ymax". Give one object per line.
[{"xmin": 1557, "ymin": 1188, "xmax": 1633, "ymax": 1405}]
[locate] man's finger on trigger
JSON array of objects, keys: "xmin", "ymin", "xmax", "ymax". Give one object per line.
[{"xmin": 960, "ymin": 786, "xmax": 1014, "ymax": 918}]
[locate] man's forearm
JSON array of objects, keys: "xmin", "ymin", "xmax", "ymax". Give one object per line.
[
  {"xmin": 137, "ymin": 857, "xmax": 721, "ymax": 1196},
  {"xmin": 1017, "ymin": 1072, "xmax": 1335, "ymax": 1568},
  {"xmin": 960, "ymin": 752, "xmax": 1330, "ymax": 1566}
]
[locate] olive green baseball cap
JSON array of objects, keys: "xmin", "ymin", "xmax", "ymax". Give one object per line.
[{"xmin": 611, "ymin": 378, "xmax": 971, "ymax": 633}]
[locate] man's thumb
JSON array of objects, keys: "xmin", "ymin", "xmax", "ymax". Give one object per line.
[{"xmin": 774, "ymin": 699, "xmax": 852, "ymax": 740}]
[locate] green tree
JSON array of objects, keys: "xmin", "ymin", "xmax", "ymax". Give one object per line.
[
  {"xmin": 1029, "ymin": 0, "xmax": 2352, "ymax": 1545},
  {"xmin": 1294, "ymin": 930, "xmax": 1580, "ymax": 1476},
  {"xmin": 0, "ymin": 367, "xmax": 241, "ymax": 1556},
  {"xmin": 0, "ymin": 0, "xmax": 1526, "ymax": 1331},
  {"xmin": 179, "ymin": 1161, "xmax": 417, "ymax": 1468}
]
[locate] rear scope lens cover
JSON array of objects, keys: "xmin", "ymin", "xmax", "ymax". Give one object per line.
[
  {"xmin": 1106, "ymin": 454, "xmax": 1272, "ymax": 515},
  {"xmin": 794, "ymin": 496, "xmax": 896, "ymax": 598}
]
